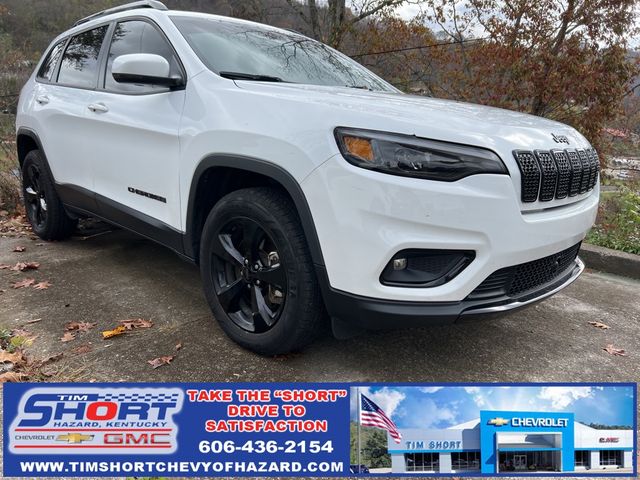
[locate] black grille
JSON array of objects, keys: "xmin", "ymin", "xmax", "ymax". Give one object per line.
[
  {"xmin": 567, "ymin": 150, "xmax": 582, "ymax": 196},
  {"xmin": 576, "ymin": 150, "xmax": 590, "ymax": 193},
  {"xmin": 513, "ymin": 151, "xmax": 540, "ymax": 202},
  {"xmin": 587, "ymin": 148, "xmax": 600, "ymax": 189},
  {"xmin": 467, "ymin": 243, "xmax": 581, "ymax": 300},
  {"xmin": 551, "ymin": 150, "xmax": 571, "ymax": 199},
  {"xmin": 535, "ymin": 150, "xmax": 558, "ymax": 201},
  {"xmin": 515, "ymin": 147, "xmax": 598, "ymax": 202}
]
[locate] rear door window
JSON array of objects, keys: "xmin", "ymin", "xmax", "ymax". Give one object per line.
[{"xmin": 57, "ymin": 25, "xmax": 109, "ymax": 89}]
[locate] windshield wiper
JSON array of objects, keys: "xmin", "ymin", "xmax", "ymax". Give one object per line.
[
  {"xmin": 345, "ymin": 85, "xmax": 374, "ymax": 91},
  {"xmin": 219, "ymin": 71, "xmax": 284, "ymax": 82}
]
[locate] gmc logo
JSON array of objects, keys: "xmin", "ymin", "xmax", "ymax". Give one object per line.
[
  {"xmin": 599, "ymin": 437, "xmax": 619, "ymax": 443},
  {"xmin": 104, "ymin": 433, "xmax": 171, "ymax": 445}
]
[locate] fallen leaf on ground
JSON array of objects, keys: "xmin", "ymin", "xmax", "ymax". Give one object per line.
[
  {"xmin": 175, "ymin": 342, "xmax": 182, "ymax": 351},
  {"xmin": 120, "ymin": 318, "xmax": 153, "ymax": 330},
  {"xmin": 13, "ymin": 246, "xmax": 26, "ymax": 252},
  {"xmin": 603, "ymin": 344, "xmax": 626, "ymax": 356},
  {"xmin": 33, "ymin": 281, "xmax": 51, "ymax": 290},
  {"xmin": 0, "ymin": 372, "xmax": 27, "ymax": 383},
  {"xmin": 65, "ymin": 321, "xmax": 96, "ymax": 333},
  {"xmin": 60, "ymin": 331, "xmax": 76, "ymax": 342},
  {"xmin": 588, "ymin": 321, "xmax": 610, "ymax": 330},
  {"xmin": 147, "ymin": 355, "xmax": 175, "ymax": 369},
  {"xmin": 40, "ymin": 353, "xmax": 64, "ymax": 365},
  {"xmin": 12, "ymin": 278, "xmax": 35, "ymax": 289},
  {"xmin": 0, "ymin": 350, "xmax": 25, "ymax": 365},
  {"xmin": 102, "ymin": 325, "xmax": 127, "ymax": 339},
  {"xmin": 9, "ymin": 261, "xmax": 40, "ymax": 271},
  {"xmin": 71, "ymin": 344, "xmax": 92, "ymax": 355}
]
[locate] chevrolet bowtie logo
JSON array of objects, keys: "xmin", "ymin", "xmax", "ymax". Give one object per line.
[
  {"xmin": 56, "ymin": 433, "xmax": 94, "ymax": 444},
  {"xmin": 488, "ymin": 417, "xmax": 510, "ymax": 427}
]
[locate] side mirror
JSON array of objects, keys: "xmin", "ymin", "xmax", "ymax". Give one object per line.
[{"xmin": 112, "ymin": 53, "xmax": 184, "ymax": 88}]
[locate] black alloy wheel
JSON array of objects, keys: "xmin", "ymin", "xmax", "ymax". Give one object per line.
[
  {"xmin": 212, "ymin": 216, "xmax": 287, "ymax": 333},
  {"xmin": 21, "ymin": 149, "xmax": 77, "ymax": 240},
  {"xmin": 24, "ymin": 162, "xmax": 48, "ymax": 230},
  {"xmin": 200, "ymin": 187, "xmax": 324, "ymax": 355}
]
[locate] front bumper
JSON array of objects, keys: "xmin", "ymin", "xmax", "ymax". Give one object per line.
[
  {"xmin": 302, "ymin": 155, "xmax": 598, "ymax": 303},
  {"xmin": 320, "ymin": 257, "xmax": 584, "ymax": 331}
]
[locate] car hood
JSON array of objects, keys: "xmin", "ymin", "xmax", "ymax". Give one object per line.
[{"xmin": 233, "ymin": 81, "xmax": 590, "ymax": 150}]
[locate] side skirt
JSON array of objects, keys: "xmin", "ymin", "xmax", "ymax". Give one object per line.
[{"xmin": 57, "ymin": 183, "xmax": 193, "ymax": 262}]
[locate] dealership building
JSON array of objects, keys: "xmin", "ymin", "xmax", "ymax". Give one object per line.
[{"xmin": 387, "ymin": 410, "xmax": 634, "ymax": 474}]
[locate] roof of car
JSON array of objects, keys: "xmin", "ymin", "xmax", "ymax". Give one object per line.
[{"xmin": 66, "ymin": 1, "xmax": 303, "ymax": 40}]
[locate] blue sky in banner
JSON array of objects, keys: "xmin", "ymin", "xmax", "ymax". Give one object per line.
[{"xmin": 349, "ymin": 386, "xmax": 634, "ymax": 429}]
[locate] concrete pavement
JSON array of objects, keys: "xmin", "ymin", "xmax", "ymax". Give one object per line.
[
  {"xmin": 0, "ymin": 225, "xmax": 638, "ymax": 384},
  {"xmin": 0, "ymin": 224, "xmax": 638, "ymax": 480}
]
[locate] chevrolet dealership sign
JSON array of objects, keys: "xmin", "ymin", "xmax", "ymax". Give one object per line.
[
  {"xmin": 511, "ymin": 417, "xmax": 568, "ymax": 428},
  {"xmin": 487, "ymin": 416, "xmax": 569, "ymax": 428},
  {"xmin": 480, "ymin": 410, "xmax": 575, "ymax": 474}
]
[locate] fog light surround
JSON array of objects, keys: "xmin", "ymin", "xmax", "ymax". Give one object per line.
[{"xmin": 380, "ymin": 249, "xmax": 475, "ymax": 287}]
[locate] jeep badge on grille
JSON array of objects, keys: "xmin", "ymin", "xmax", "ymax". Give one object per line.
[{"xmin": 552, "ymin": 133, "xmax": 570, "ymax": 144}]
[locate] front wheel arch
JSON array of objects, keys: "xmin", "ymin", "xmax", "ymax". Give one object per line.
[{"xmin": 184, "ymin": 155, "xmax": 325, "ymax": 269}]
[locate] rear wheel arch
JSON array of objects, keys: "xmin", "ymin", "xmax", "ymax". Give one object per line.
[
  {"xmin": 184, "ymin": 155, "xmax": 325, "ymax": 269},
  {"xmin": 17, "ymin": 128, "xmax": 42, "ymax": 168}
]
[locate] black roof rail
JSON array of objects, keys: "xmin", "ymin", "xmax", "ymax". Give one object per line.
[{"xmin": 73, "ymin": 0, "xmax": 167, "ymax": 27}]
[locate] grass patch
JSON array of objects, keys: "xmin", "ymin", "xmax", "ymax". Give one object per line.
[
  {"xmin": 587, "ymin": 183, "xmax": 640, "ymax": 254},
  {"xmin": 0, "ymin": 114, "xmax": 21, "ymax": 215}
]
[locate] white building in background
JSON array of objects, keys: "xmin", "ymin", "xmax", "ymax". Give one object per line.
[{"xmin": 388, "ymin": 410, "xmax": 634, "ymax": 474}]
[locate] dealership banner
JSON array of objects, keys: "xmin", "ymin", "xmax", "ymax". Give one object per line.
[{"xmin": 2, "ymin": 382, "xmax": 637, "ymax": 477}]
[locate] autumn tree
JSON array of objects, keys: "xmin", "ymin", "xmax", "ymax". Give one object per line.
[
  {"xmin": 349, "ymin": 14, "xmax": 437, "ymax": 89},
  {"xmin": 414, "ymin": 0, "xmax": 639, "ymax": 145},
  {"xmin": 284, "ymin": 0, "xmax": 413, "ymax": 47}
]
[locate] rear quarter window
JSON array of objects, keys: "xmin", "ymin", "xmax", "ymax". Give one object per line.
[{"xmin": 37, "ymin": 39, "xmax": 67, "ymax": 82}]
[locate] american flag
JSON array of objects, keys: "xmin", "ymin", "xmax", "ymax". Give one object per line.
[{"xmin": 360, "ymin": 394, "xmax": 402, "ymax": 444}]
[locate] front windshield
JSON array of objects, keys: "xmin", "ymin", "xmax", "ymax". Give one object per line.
[{"xmin": 170, "ymin": 15, "xmax": 397, "ymax": 92}]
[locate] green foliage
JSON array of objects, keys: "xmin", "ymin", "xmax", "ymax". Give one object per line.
[
  {"xmin": 363, "ymin": 428, "xmax": 391, "ymax": 468},
  {"xmin": 350, "ymin": 421, "xmax": 391, "ymax": 468},
  {"xmin": 587, "ymin": 184, "xmax": 640, "ymax": 254}
]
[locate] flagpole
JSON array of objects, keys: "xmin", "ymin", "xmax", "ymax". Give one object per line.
[{"xmin": 357, "ymin": 387, "xmax": 361, "ymax": 473}]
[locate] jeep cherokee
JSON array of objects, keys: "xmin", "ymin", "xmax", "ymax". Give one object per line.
[{"xmin": 16, "ymin": 0, "xmax": 599, "ymax": 354}]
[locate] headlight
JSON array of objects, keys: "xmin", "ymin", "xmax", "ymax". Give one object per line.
[{"xmin": 334, "ymin": 127, "xmax": 508, "ymax": 181}]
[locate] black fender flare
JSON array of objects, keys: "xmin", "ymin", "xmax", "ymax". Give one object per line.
[
  {"xmin": 16, "ymin": 127, "xmax": 47, "ymax": 168},
  {"xmin": 183, "ymin": 154, "xmax": 326, "ymax": 270}
]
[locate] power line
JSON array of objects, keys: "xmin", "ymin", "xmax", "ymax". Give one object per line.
[{"xmin": 350, "ymin": 36, "xmax": 489, "ymax": 58}]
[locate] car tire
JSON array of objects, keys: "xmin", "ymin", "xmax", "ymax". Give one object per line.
[
  {"xmin": 21, "ymin": 150, "xmax": 77, "ymax": 241},
  {"xmin": 200, "ymin": 187, "xmax": 324, "ymax": 355}
]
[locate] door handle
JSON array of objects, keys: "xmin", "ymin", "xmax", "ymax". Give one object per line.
[
  {"xmin": 88, "ymin": 103, "xmax": 109, "ymax": 113},
  {"xmin": 35, "ymin": 95, "xmax": 49, "ymax": 105}
]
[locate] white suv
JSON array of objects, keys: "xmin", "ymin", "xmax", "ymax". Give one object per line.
[{"xmin": 16, "ymin": 1, "xmax": 599, "ymax": 354}]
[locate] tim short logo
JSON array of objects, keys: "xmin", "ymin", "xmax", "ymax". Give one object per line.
[
  {"xmin": 9, "ymin": 387, "xmax": 184, "ymax": 455},
  {"xmin": 551, "ymin": 133, "xmax": 570, "ymax": 144},
  {"xmin": 488, "ymin": 417, "xmax": 510, "ymax": 427}
]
